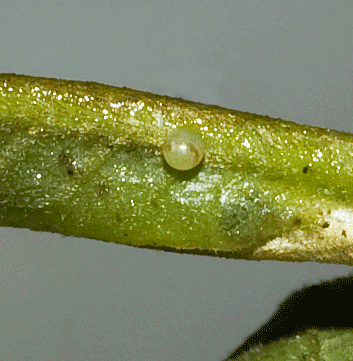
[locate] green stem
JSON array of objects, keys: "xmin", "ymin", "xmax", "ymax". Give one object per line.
[{"xmin": 1, "ymin": 73, "xmax": 353, "ymax": 265}]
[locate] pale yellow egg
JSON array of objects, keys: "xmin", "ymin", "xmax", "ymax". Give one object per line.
[{"xmin": 163, "ymin": 128, "xmax": 204, "ymax": 171}]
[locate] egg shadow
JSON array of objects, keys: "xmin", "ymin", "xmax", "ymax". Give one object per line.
[{"xmin": 162, "ymin": 155, "xmax": 205, "ymax": 182}]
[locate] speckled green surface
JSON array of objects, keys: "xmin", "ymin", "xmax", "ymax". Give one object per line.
[
  {"xmin": 1, "ymin": 73, "xmax": 353, "ymax": 264},
  {"xmin": 226, "ymin": 329, "xmax": 353, "ymax": 361}
]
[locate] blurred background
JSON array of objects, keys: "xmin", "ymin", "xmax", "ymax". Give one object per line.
[{"xmin": 0, "ymin": 1, "xmax": 353, "ymax": 360}]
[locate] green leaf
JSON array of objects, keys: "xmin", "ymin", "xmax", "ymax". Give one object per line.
[
  {"xmin": 1, "ymin": 73, "xmax": 353, "ymax": 265},
  {"xmin": 225, "ymin": 329, "xmax": 353, "ymax": 360}
]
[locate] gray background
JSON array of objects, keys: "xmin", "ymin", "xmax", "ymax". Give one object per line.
[{"xmin": 1, "ymin": 1, "xmax": 353, "ymax": 360}]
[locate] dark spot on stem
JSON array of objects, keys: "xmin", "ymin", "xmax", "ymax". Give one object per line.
[
  {"xmin": 322, "ymin": 221, "xmax": 330, "ymax": 228},
  {"xmin": 59, "ymin": 149, "xmax": 82, "ymax": 177},
  {"xmin": 302, "ymin": 166, "xmax": 309, "ymax": 174},
  {"xmin": 293, "ymin": 218, "xmax": 302, "ymax": 225}
]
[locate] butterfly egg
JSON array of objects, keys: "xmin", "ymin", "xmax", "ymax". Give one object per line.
[{"xmin": 162, "ymin": 127, "xmax": 204, "ymax": 171}]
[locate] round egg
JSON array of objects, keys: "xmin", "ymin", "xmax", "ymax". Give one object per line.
[{"xmin": 163, "ymin": 127, "xmax": 204, "ymax": 171}]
